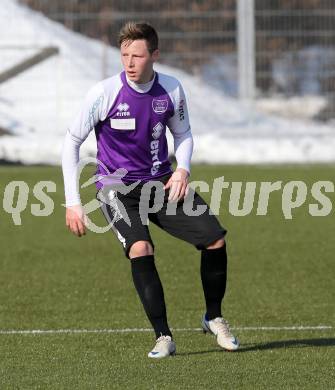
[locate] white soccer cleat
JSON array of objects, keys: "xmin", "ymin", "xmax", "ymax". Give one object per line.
[
  {"xmin": 202, "ymin": 314, "xmax": 239, "ymax": 351},
  {"xmin": 148, "ymin": 335, "xmax": 176, "ymax": 358}
]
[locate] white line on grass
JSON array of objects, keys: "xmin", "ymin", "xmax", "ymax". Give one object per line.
[{"xmin": 0, "ymin": 325, "xmax": 332, "ymax": 335}]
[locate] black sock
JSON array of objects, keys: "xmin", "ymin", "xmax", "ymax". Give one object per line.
[
  {"xmin": 130, "ymin": 255, "xmax": 172, "ymax": 339},
  {"xmin": 201, "ymin": 244, "xmax": 228, "ymax": 320}
]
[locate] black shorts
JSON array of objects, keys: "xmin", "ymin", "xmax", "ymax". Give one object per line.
[{"xmin": 98, "ymin": 174, "xmax": 226, "ymax": 258}]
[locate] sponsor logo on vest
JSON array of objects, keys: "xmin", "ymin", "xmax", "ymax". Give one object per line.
[
  {"xmin": 152, "ymin": 98, "xmax": 168, "ymax": 114},
  {"xmin": 150, "ymin": 140, "xmax": 161, "ymax": 175},
  {"xmin": 152, "ymin": 122, "xmax": 164, "ymax": 139},
  {"xmin": 116, "ymin": 102, "xmax": 130, "ymax": 117}
]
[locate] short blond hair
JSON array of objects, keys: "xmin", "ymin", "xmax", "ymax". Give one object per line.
[{"xmin": 118, "ymin": 22, "xmax": 158, "ymax": 54}]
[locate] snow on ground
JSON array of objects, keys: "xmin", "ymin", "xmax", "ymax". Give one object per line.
[
  {"xmin": 256, "ymin": 95, "xmax": 328, "ymax": 120},
  {"xmin": 1, "ymin": 0, "xmax": 335, "ymax": 165},
  {"xmin": 200, "ymin": 49, "xmax": 334, "ymax": 120}
]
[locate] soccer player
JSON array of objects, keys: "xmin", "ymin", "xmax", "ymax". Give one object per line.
[{"xmin": 62, "ymin": 21, "xmax": 239, "ymax": 358}]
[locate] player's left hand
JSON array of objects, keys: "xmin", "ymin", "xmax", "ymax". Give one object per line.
[{"xmin": 164, "ymin": 168, "xmax": 190, "ymax": 202}]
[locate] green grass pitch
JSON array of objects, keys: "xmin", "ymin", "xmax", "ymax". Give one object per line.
[{"xmin": 0, "ymin": 164, "xmax": 334, "ymax": 389}]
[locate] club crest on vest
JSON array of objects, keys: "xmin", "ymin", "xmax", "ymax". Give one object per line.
[{"xmin": 152, "ymin": 99, "xmax": 168, "ymax": 114}]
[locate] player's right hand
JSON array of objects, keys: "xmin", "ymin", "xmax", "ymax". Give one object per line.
[
  {"xmin": 164, "ymin": 168, "xmax": 189, "ymax": 202},
  {"xmin": 65, "ymin": 204, "xmax": 88, "ymax": 237}
]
